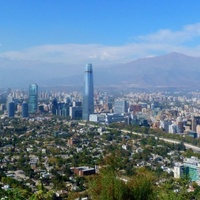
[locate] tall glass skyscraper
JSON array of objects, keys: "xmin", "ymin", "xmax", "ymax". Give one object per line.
[
  {"xmin": 8, "ymin": 101, "xmax": 15, "ymax": 118},
  {"xmin": 22, "ymin": 102, "xmax": 29, "ymax": 118},
  {"xmin": 82, "ymin": 64, "xmax": 94, "ymax": 120},
  {"xmin": 28, "ymin": 83, "xmax": 38, "ymax": 114}
]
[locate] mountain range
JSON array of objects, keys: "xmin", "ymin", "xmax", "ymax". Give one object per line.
[
  {"xmin": 1, "ymin": 52, "xmax": 200, "ymax": 89},
  {"xmin": 97, "ymin": 52, "xmax": 200, "ymax": 88}
]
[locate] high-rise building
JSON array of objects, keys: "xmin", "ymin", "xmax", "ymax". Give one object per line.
[
  {"xmin": 70, "ymin": 106, "xmax": 82, "ymax": 120},
  {"xmin": 51, "ymin": 98, "xmax": 58, "ymax": 115},
  {"xmin": 22, "ymin": 102, "xmax": 29, "ymax": 118},
  {"xmin": 8, "ymin": 101, "xmax": 15, "ymax": 118},
  {"xmin": 28, "ymin": 83, "xmax": 38, "ymax": 114},
  {"xmin": 82, "ymin": 64, "xmax": 94, "ymax": 120},
  {"xmin": 192, "ymin": 116, "xmax": 200, "ymax": 132},
  {"xmin": 174, "ymin": 157, "xmax": 200, "ymax": 182},
  {"xmin": 57, "ymin": 102, "xmax": 69, "ymax": 117},
  {"xmin": 7, "ymin": 95, "xmax": 14, "ymax": 111},
  {"xmin": 114, "ymin": 99, "xmax": 128, "ymax": 114}
]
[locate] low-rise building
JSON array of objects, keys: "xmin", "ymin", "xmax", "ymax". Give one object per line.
[{"xmin": 73, "ymin": 166, "xmax": 95, "ymax": 176}]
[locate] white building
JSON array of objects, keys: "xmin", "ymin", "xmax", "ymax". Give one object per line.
[
  {"xmin": 169, "ymin": 123, "xmax": 178, "ymax": 134},
  {"xmin": 174, "ymin": 163, "xmax": 184, "ymax": 178},
  {"xmin": 160, "ymin": 120, "xmax": 172, "ymax": 132}
]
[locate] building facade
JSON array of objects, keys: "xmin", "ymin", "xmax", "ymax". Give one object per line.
[
  {"xmin": 89, "ymin": 113, "xmax": 129, "ymax": 124},
  {"xmin": 114, "ymin": 99, "xmax": 128, "ymax": 114},
  {"xmin": 51, "ymin": 98, "xmax": 58, "ymax": 115},
  {"xmin": 174, "ymin": 157, "xmax": 200, "ymax": 183},
  {"xmin": 28, "ymin": 83, "xmax": 38, "ymax": 114},
  {"xmin": 8, "ymin": 101, "xmax": 15, "ymax": 118},
  {"xmin": 22, "ymin": 102, "xmax": 29, "ymax": 118},
  {"xmin": 192, "ymin": 116, "xmax": 200, "ymax": 132},
  {"xmin": 73, "ymin": 166, "xmax": 95, "ymax": 176},
  {"xmin": 82, "ymin": 64, "xmax": 94, "ymax": 120},
  {"xmin": 69, "ymin": 106, "xmax": 82, "ymax": 120},
  {"xmin": 174, "ymin": 164, "xmax": 185, "ymax": 179}
]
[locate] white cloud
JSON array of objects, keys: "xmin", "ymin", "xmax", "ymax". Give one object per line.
[
  {"xmin": 1, "ymin": 22, "xmax": 200, "ymax": 66},
  {"xmin": 137, "ymin": 23, "xmax": 200, "ymax": 44}
]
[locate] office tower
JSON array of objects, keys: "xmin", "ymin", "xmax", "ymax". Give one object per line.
[
  {"xmin": 52, "ymin": 98, "xmax": 58, "ymax": 115},
  {"xmin": 82, "ymin": 64, "xmax": 94, "ymax": 120},
  {"xmin": 8, "ymin": 101, "xmax": 15, "ymax": 118},
  {"xmin": 182, "ymin": 157, "xmax": 200, "ymax": 182},
  {"xmin": 28, "ymin": 83, "xmax": 38, "ymax": 114},
  {"xmin": 159, "ymin": 120, "xmax": 172, "ymax": 132},
  {"xmin": 114, "ymin": 100, "xmax": 128, "ymax": 114},
  {"xmin": 7, "ymin": 95, "xmax": 14, "ymax": 111},
  {"xmin": 72, "ymin": 101, "xmax": 82, "ymax": 107},
  {"xmin": 192, "ymin": 116, "xmax": 200, "ymax": 132},
  {"xmin": 22, "ymin": 102, "xmax": 29, "ymax": 118},
  {"xmin": 55, "ymin": 102, "xmax": 69, "ymax": 117},
  {"xmin": 70, "ymin": 106, "xmax": 82, "ymax": 120}
]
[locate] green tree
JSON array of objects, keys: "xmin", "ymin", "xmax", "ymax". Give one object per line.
[
  {"xmin": 0, "ymin": 188, "xmax": 29, "ymax": 200},
  {"xmin": 88, "ymin": 167, "xmax": 157, "ymax": 200},
  {"xmin": 88, "ymin": 170, "xmax": 129, "ymax": 200}
]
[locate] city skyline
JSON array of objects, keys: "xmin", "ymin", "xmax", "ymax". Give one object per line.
[{"xmin": 1, "ymin": 0, "xmax": 200, "ymax": 194}]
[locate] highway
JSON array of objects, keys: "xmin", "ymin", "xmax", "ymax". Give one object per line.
[
  {"xmin": 121, "ymin": 129, "xmax": 200, "ymax": 152},
  {"xmin": 78, "ymin": 123, "xmax": 200, "ymax": 152}
]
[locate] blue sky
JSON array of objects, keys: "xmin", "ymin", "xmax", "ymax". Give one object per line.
[{"xmin": 1, "ymin": 0, "xmax": 200, "ymax": 66}]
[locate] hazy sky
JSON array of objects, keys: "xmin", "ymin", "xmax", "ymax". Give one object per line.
[{"xmin": 1, "ymin": 0, "xmax": 200, "ymax": 66}]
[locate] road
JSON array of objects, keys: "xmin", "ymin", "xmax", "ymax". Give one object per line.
[
  {"xmin": 78, "ymin": 123, "xmax": 200, "ymax": 152},
  {"xmin": 121, "ymin": 129, "xmax": 200, "ymax": 152}
]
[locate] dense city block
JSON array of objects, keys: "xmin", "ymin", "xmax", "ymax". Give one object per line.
[{"xmin": 1, "ymin": 86, "xmax": 200, "ymax": 199}]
